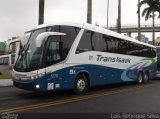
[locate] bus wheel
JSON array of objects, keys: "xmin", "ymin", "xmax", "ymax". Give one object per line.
[
  {"xmin": 143, "ymin": 72, "xmax": 149, "ymax": 83},
  {"xmin": 74, "ymin": 74, "xmax": 88, "ymax": 94},
  {"xmin": 137, "ymin": 72, "xmax": 143, "ymax": 84}
]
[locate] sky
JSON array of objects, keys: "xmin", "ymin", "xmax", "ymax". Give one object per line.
[{"xmin": 0, "ymin": 0, "xmax": 160, "ymax": 42}]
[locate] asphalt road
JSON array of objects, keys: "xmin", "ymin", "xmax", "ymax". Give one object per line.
[{"xmin": 1, "ymin": 80, "xmax": 160, "ymax": 119}]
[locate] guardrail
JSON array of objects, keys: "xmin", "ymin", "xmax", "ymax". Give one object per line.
[{"xmin": 108, "ymin": 23, "xmax": 160, "ymax": 29}]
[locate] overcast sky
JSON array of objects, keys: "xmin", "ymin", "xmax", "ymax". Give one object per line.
[{"xmin": 0, "ymin": 0, "xmax": 160, "ymax": 42}]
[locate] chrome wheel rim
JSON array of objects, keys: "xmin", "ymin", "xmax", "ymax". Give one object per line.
[
  {"xmin": 77, "ymin": 79, "xmax": 86, "ymax": 92},
  {"xmin": 138, "ymin": 74, "xmax": 143, "ymax": 83},
  {"xmin": 144, "ymin": 74, "xmax": 148, "ymax": 82}
]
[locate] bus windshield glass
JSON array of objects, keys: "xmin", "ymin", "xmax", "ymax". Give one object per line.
[
  {"xmin": 15, "ymin": 28, "xmax": 46, "ymax": 71},
  {"xmin": 21, "ymin": 32, "xmax": 31, "ymax": 47},
  {"xmin": 14, "ymin": 26, "xmax": 80, "ymax": 72}
]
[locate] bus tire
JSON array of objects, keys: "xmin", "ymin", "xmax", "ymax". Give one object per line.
[
  {"xmin": 137, "ymin": 72, "xmax": 143, "ymax": 84},
  {"xmin": 143, "ymin": 72, "xmax": 149, "ymax": 83},
  {"xmin": 74, "ymin": 74, "xmax": 88, "ymax": 94}
]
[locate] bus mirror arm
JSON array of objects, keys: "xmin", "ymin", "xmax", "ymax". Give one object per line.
[
  {"xmin": 18, "ymin": 42, "xmax": 24, "ymax": 55},
  {"xmin": 35, "ymin": 32, "xmax": 66, "ymax": 48},
  {"xmin": 76, "ymin": 48, "xmax": 89, "ymax": 54}
]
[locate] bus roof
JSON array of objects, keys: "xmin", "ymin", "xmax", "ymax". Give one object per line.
[
  {"xmin": 26, "ymin": 22, "xmax": 155, "ymax": 48},
  {"xmin": 26, "ymin": 22, "xmax": 83, "ymax": 32}
]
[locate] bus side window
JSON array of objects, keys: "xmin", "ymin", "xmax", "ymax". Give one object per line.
[
  {"xmin": 102, "ymin": 35, "xmax": 119, "ymax": 53},
  {"xmin": 76, "ymin": 30, "xmax": 92, "ymax": 54},
  {"xmin": 46, "ymin": 37, "xmax": 62, "ymax": 67},
  {"xmin": 92, "ymin": 32, "xmax": 107, "ymax": 52},
  {"xmin": 53, "ymin": 26, "xmax": 80, "ymax": 56}
]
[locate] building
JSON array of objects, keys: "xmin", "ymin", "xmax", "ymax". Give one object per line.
[
  {"xmin": 7, "ymin": 36, "xmax": 20, "ymax": 54},
  {"xmin": 0, "ymin": 36, "xmax": 20, "ymax": 55},
  {"xmin": 148, "ymin": 41, "xmax": 153, "ymax": 45},
  {"xmin": 155, "ymin": 37, "xmax": 160, "ymax": 46},
  {"xmin": 135, "ymin": 34, "xmax": 149, "ymax": 44},
  {"xmin": 144, "ymin": 37, "xmax": 149, "ymax": 44},
  {"xmin": 0, "ymin": 42, "xmax": 6, "ymax": 55}
]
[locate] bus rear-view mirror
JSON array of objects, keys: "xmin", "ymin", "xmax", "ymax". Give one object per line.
[{"xmin": 35, "ymin": 32, "xmax": 66, "ymax": 47}]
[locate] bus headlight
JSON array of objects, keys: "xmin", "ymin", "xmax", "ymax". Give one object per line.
[{"xmin": 36, "ymin": 84, "xmax": 40, "ymax": 89}]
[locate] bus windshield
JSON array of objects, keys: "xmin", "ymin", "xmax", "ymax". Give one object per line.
[
  {"xmin": 15, "ymin": 28, "xmax": 46, "ymax": 71},
  {"xmin": 21, "ymin": 32, "xmax": 31, "ymax": 47},
  {"xmin": 14, "ymin": 25, "xmax": 80, "ymax": 72}
]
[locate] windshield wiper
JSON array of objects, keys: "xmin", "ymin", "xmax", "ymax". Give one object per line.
[{"xmin": 18, "ymin": 42, "xmax": 25, "ymax": 55}]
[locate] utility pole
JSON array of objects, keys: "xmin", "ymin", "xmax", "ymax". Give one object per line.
[
  {"xmin": 87, "ymin": 0, "xmax": 92, "ymax": 24},
  {"xmin": 138, "ymin": 0, "xmax": 141, "ymax": 41},
  {"xmin": 107, "ymin": 0, "xmax": 110, "ymax": 29},
  {"xmin": 152, "ymin": 12, "xmax": 155, "ymax": 45},
  {"xmin": 38, "ymin": 0, "xmax": 45, "ymax": 25},
  {"xmin": 117, "ymin": 0, "xmax": 121, "ymax": 33}
]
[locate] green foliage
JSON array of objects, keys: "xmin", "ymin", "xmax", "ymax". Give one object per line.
[
  {"xmin": 0, "ymin": 42, "xmax": 6, "ymax": 52},
  {"xmin": 138, "ymin": 0, "xmax": 160, "ymax": 20}
]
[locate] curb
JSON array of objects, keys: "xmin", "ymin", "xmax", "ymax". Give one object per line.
[{"xmin": 0, "ymin": 79, "xmax": 13, "ymax": 87}]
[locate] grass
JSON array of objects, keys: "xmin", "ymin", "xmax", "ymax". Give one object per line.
[{"xmin": 0, "ymin": 74, "xmax": 12, "ymax": 79}]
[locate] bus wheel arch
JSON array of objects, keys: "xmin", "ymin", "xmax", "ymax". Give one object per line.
[{"xmin": 73, "ymin": 72, "xmax": 90, "ymax": 94}]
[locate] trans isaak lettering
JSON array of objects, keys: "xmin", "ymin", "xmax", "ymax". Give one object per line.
[{"xmin": 96, "ymin": 55, "xmax": 131, "ymax": 63}]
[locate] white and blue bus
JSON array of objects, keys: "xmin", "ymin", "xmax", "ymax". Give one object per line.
[{"xmin": 13, "ymin": 23, "xmax": 157, "ymax": 94}]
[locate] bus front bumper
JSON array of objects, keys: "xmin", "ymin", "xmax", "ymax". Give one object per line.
[{"xmin": 12, "ymin": 78, "xmax": 46, "ymax": 92}]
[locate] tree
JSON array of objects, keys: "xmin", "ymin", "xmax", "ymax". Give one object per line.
[
  {"xmin": 107, "ymin": 0, "xmax": 110, "ymax": 28},
  {"xmin": 138, "ymin": 0, "xmax": 141, "ymax": 41},
  {"xmin": 87, "ymin": 0, "xmax": 92, "ymax": 24},
  {"xmin": 117, "ymin": 0, "xmax": 121, "ymax": 33},
  {"xmin": 39, "ymin": 0, "xmax": 45, "ymax": 25},
  {"xmin": 138, "ymin": 0, "xmax": 160, "ymax": 45}
]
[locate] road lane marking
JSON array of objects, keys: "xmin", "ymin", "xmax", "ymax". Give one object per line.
[{"xmin": 0, "ymin": 82, "xmax": 160, "ymax": 114}]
